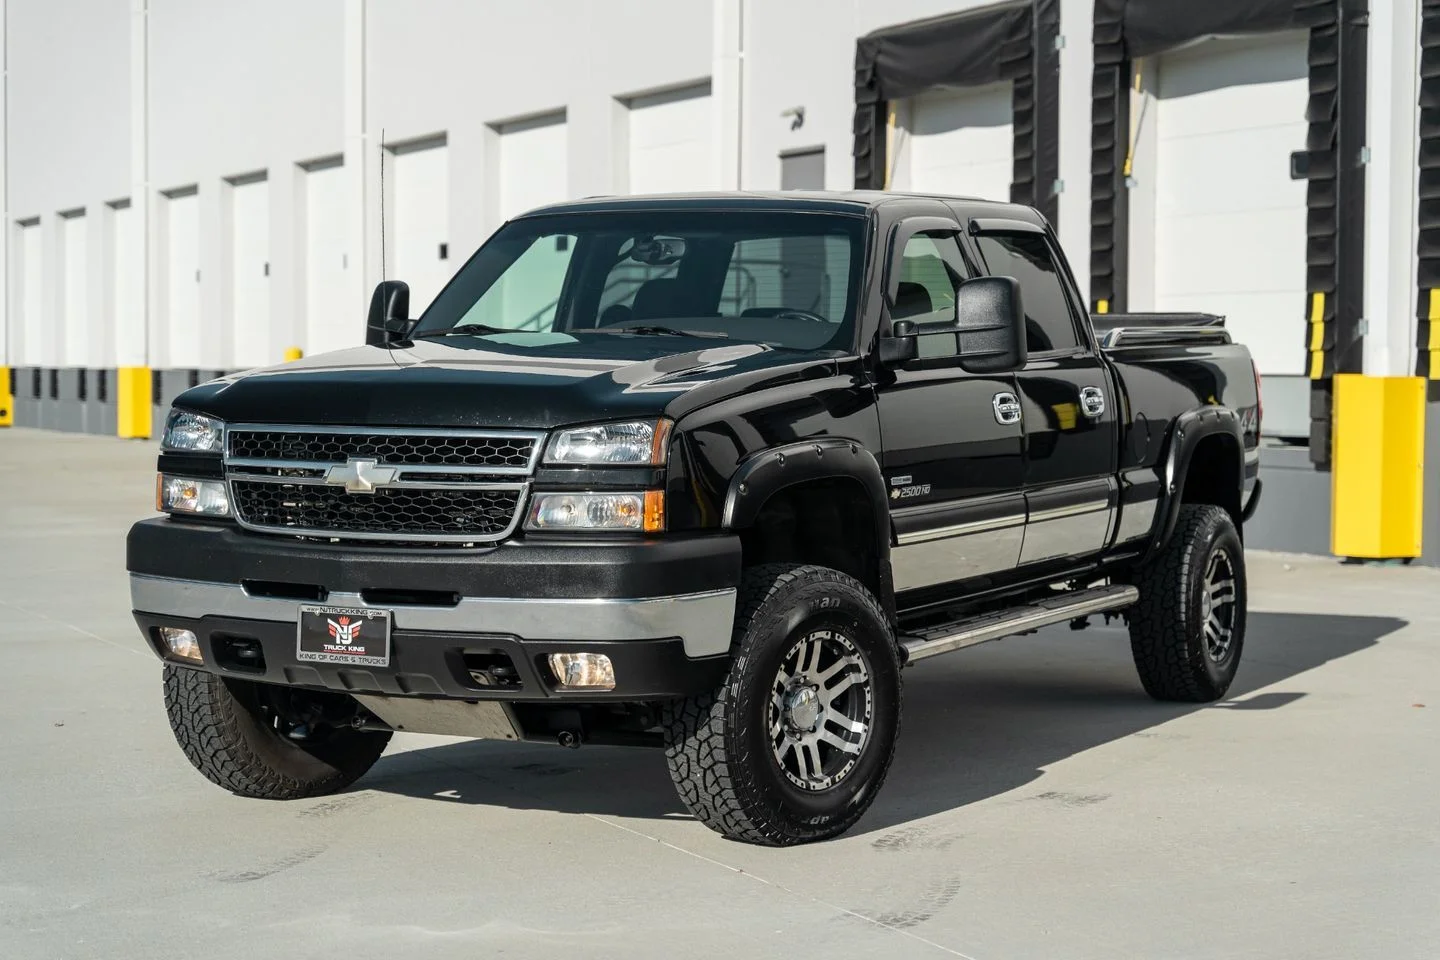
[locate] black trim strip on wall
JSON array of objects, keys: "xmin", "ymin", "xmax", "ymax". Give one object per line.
[
  {"xmin": 853, "ymin": 0, "xmax": 1061, "ymax": 227},
  {"xmin": 1417, "ymin": 0, "xmax": 1440, "ymax": 385},
  {"xmin": 1089, "ymin": 0, "xmax": 1366, "ymax": 469}
]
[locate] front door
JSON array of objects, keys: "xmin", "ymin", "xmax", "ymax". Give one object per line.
[
  {"xmin": 875, "ymin": 222, "xmax": 1025, "ymax": 594},
  {"xmin": 969, "ymin": 227, "xmax": 1119, "ymax": 566}
]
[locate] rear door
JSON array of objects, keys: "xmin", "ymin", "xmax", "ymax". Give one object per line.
[
  {"xmin": 875, "ymin": 216, "xmax": 1025, "ymax": 594},
  {"xmin": 969, "ymin": 224, "xmax": 1118, "ymax": 566}
]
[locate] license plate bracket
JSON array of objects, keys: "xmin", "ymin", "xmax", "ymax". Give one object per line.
[{"xmin": 297, "ymin": 605, "xmax": 392, "ymax": 667}]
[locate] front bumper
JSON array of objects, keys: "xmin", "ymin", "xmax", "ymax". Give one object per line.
[{"xmin": 128, "ymin": 518, "xmax": 741, "ymax": 702}]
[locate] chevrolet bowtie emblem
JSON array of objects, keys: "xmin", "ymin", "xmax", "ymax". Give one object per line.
[{"xmin": 325, "ymin": 457, "xmax": 398, "ymax": 494}]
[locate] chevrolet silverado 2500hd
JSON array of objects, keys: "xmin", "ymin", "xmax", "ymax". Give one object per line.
[{"xmin": 129, "ymin": 192, "xmax": 1261, "ymax": 845}]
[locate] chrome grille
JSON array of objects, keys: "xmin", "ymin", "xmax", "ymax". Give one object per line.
[{"xmin": 223, "ymin": 424, "xmax": 542, "ymax": 543}]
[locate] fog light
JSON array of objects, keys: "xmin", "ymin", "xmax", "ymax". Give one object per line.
[
  {"xmin": 547, "ymin": 652, "xmax": 616, "ymax": 690},
  {"xmin": 159, "ymin": 627, "xmax": 203, "ymax": 663}
]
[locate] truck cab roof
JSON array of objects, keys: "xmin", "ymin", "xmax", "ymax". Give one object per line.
[{"xmin": 514, "ymin": 190, "xmax": 1050, "ymax": 227}]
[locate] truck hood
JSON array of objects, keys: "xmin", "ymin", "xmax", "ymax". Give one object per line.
[{"xmin": 174, "ymin": 333, "xmax": 841, "ymax": 429}]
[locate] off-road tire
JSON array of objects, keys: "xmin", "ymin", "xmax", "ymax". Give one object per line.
[
  {"xmin": 662, "ymin": 563, "xmax": 902, "ymax": 845},
  {"xmin": 1128, "ymin": 504, "xmax": 1247, "ymax": 702},
  {"xmin": 164, "ymin": 665, "xmax": 391, "ymax": 799}
]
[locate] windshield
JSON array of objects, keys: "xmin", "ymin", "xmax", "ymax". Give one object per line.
[{"xmin": 414, "ymin": 210, "xmax": 867, "ymax": 352}]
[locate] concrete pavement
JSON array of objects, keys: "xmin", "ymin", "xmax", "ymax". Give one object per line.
[{"xmin": 1, "ymin": 427, "xmax": 1437, "ymax": 960}]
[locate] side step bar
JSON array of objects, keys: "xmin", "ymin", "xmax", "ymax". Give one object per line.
[{"xmin": 900, "ymin": 584, "xmax": 1139, "ymax": 664}]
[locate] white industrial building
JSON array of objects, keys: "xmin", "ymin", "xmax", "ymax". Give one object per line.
[{"xmin": 0, "ymin": 0, "xmax": 1434, "ymax": 560}]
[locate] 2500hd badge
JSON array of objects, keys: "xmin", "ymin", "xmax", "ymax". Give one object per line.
[{"xmin": 129, "ymin": 191, "xmax": 1261, "ymax": 846}]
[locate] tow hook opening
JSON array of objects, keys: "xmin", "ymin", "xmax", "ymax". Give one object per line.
[{"xmin": 213, "ymin": 634, "xmax": 266, "ymax": 673}]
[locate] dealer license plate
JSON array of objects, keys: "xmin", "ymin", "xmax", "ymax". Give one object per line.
[{"xmin": 297, "ymin": 605, "xmax": 391, "ymax": 667}]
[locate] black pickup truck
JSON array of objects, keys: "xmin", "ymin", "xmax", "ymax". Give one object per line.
[{"xmin": 129, "ymin": 192, "xmax": 1261, "ymax": 845}]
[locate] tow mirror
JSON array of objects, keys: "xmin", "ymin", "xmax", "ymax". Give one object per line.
[
  {"xmin": 878, "ymin": 278, "xmax": 1026, "ymax": 372},
  {"xmin": 954, "ymin": 276, "xmax": 1026, "ymax": 374},
  {"xmin": 366, "ymin": 280, "xmax": 411, "ymax": 346}
]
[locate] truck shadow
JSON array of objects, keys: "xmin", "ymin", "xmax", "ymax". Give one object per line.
[{"xmin": 362, "ymin": 611, "xmax": 1404, "ymax": 834}]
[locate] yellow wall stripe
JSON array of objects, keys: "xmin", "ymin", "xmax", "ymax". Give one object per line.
[
  {"xmin": 117, "ymin": 367, "xmax": 152, "ymax": 439},
  {"xmin": 1308, "ymin": 292, "xmax": 1326, "ymax": 379}
]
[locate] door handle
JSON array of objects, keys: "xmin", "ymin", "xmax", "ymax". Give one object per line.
[
  {"xmin": 992, "ymin": 391, "xmax": 1022, "ymax": 425},
  {"xmin": 1079, "ymin": 386, "xmax": 1106, "ymax": 418}
]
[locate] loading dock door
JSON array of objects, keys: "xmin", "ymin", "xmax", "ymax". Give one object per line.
[
  {"xmin": 231, "ymin": 179, "xmax": 271, "ymax": 369},
  {"xmin": 111, "ymin": 203, "xmax": 142, "ymax": 368},
  {"xmin": 390, "ymin": 142, "xmax": 450, "ymax": 317},
  {"xmin": 304, "ymin": 162, "xmax": 350, "ymax": 357},
  {"xmin": 61, "ymin": 213, "xmax": 89, "ymax": 368},
  {"xmin": 495, "ymin": 116, "xmax": 569, "ymax": 329},
  {"xmin": 164, "ymin": 192, "xmax": 201, "ymax": 369},
  {"xmin": 1152, "ymin": 33, "xmax": 1309, "ymax": 376},
  {"xmin": 19, "ymin": 221, "xmax": 44, "ymax": 366},
  {"xmin": 628, "ymin": 85, "xmax": 717, "ymax": 193},
  {"xmin": 898, "ymin": 83, "xmax": 1014, "ymax": 202}
]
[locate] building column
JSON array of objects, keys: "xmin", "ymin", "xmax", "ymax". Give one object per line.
[{"xmin": 1055, "ymin": 0, "xmax": 1094, "ymax": 299}]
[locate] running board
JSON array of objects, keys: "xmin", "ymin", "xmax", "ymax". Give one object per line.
[{"xmin": 900, "ymin": 584, "xmax": 1139, "ymax": 664}]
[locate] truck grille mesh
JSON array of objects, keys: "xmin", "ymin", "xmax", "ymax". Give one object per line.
[
  {"xmin": 230, "ymin": 481, "xmax": 523, "ymax": 539},
  {"xmin": 228, "ymin": 429, "xmax": 537, "ymax": 469}
]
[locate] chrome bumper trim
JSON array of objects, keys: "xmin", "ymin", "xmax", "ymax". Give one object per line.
[{"xmin": 130, "ymin": 574, "xmax": 737, "ymax": 658}]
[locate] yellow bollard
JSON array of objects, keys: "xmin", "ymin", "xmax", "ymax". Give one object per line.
[
  {"xmin": 117, "ymin": 367, "xmax": 153, "ymax": 439},
  {"xmin": 283, "ymin": 346, "xmax": 304, "ymax": 362},
  {"xmin": 0, "ymin": 367, "xmax": 13, "ymax": 427},
  {"xmin": 1330, "ymin": 374, "xmax": 1425, "ymax": 558}
]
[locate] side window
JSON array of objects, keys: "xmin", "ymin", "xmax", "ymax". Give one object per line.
[
  {"xmin": 974, "ymin": 233, "xmax": 1080, "ymax": 353},
  {"xmin": 893, "ymin": 230, "xmax": 968, "ymax": 359}
]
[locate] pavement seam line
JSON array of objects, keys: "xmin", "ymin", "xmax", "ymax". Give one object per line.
[
  {"xmin": 413, "ymin": 749, "xmax": 978, "ymax": 957},
  {"xmin": 583, "ymin": 813, "xmax": 981, "ymax": 960},
  {"xmin": 0, "ymin": 597, "xmax": 148, "ymax": 657}
]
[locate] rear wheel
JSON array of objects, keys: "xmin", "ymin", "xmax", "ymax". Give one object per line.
[
  {"xmin": 163, "ymin": 665, "xmax": 391, "ymax": 799},
  {"xmin": 1128, "ymin": 504, "xmax": 1246, "ymax": 702},
  {"xmin": 662, "ymin": 563, "xmax": 902, "ymax": 845}
]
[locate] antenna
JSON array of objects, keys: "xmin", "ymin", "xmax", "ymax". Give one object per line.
[{"xmin": 379, "ymin": 127, "xmax": 387, "ymax": 280}]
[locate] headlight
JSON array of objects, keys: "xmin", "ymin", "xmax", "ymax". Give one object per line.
[
  {"xmin": 161, "ymin": 409, "xmax": 224, "ymax": 453},
  {"xmin": 157, "ymin": 475, "xmax": 231, "ymax": 516},
  {"xmin": 545, "ymin": 420, "xmax": 671, "ymax": 465},
  {"xmin": 526, "ymin": 491, "xmax": 664, "ymax": 532}
]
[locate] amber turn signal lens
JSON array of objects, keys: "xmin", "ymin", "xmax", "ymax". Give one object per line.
[{"xmin": 643, "ymin": 490, "xmax": 665, "ymax": 533}]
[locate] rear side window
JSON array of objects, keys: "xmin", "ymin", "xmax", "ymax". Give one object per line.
[{"xmin": 975, "ymin": 233, "xmax": 1080, "ymax": 353}]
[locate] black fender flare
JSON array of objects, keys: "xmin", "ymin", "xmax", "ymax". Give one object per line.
[
  {"xmin": 1144, "ymin": 406, "xmax": 1246, "ymax": 563},
  {"xmin": 721, "ymin": 437, "xmax": 896, "ymax": 616}
]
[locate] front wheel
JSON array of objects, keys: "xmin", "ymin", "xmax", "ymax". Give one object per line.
[
  {"xmin": 662, "ymin": 563, "xmax": 902, "ymax": 845},
  {"xmin": 164, "ymin": 665, "xmax": 392, "ymax": 799},
  {"xmin": 1128, "ymin": 504, "xmax": 1247, "ymax": 702}
]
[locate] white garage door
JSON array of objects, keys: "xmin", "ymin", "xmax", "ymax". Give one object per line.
[
  {"xmin": 900, "ymin": 82, "xmax": 1013, "ymax": 202},
  {"xmin": 18, "ymin": 220, "xmax": 45, "ymax": 366},
  {"xmin": 111, "ymin": 202, "xmax": 144, "ymax": 368},
  {"xmin": 164, "ymin": 191, "xmax": 201, "ymax": 369},
  {"xmin": 61, "ymin": 212, "xmax": 89, "ymax": 368},
  {"xmin": 628, "ymin": 84, "xmax": 718, "ymax": 193},
  {"xmin": 1153, "ymin": 32, "xmax": 1309, "ymax": 376},
  {"xmin": 231, "ymin": 177, "xmax": 271, "ymax": 369},
  {"xmin": 390, "ymin": 140, "xmax": 450, "ymax": 317},
  {"xmin": 492, "ymin": 115, "xmax": 570, "ymax": 329},
  {"xmin": 304, "ymin": 161, "xmax": 351, "ymax": 357}
]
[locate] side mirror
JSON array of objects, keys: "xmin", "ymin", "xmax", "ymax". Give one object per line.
[
  {"xmin": 954, "ymin": 276, "xmax": 1026, "ymax": 374},
  {"xmin": 366, "ymin": 280, "xmax": 411, "ymax": 346}
]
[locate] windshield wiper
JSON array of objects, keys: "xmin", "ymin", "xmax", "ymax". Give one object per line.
[
  {"xmin": 599, "ymin": 325, "xmax": 728, "ymax": 339},
  {"xmin": 414, "ymin": 323, "xmax": 510, "ymax": 338}
]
